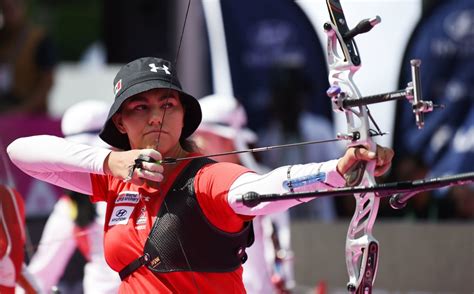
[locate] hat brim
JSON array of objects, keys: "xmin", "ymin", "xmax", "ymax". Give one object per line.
[{"xmin": 99, "ymin": 80, "xmax": 201, "ymax": 150}]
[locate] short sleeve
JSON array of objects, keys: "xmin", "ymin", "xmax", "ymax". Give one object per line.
[
  {"xmin": 89, "ymin": 173, "xmax": 109, "ymax": 203},
  {"xmin": 195, "ymin": 162, "xmax": 253, "ymax": 233}
]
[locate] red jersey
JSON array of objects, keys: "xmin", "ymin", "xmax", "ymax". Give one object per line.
[
  {"xmin": 0, "ymin": 185, "xmax": 26, "ymax": 294},
  {"xmin": 90, "ymin": 157, "xmax": 252, "ymax": 293}
]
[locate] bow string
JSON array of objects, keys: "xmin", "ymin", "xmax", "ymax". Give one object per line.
[{"xmin": 150, "ymin": 0, "xmax": 203, "ymax": 292}]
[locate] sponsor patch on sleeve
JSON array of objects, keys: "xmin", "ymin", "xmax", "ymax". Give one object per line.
[{"xmin": 282, "ymin": 172, "xmax": 327, "ymax": 190}]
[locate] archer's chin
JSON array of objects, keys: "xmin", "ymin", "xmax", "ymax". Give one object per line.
[{"xmin": 144, "ymin": 143, "xmax": 160, "ymax": 151}]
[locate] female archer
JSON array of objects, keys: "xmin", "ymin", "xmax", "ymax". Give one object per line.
[{"xmin": 7, "ymin": 56, "xmax": 393, "ymax": 293}]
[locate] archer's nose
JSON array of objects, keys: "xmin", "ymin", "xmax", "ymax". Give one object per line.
[{"xmin": 148, "ymin": 107, "xmax": 163, "ymax": 126}]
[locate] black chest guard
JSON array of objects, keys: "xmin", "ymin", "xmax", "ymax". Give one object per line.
[{"xmin": 119, "ymin": 158, "xmax": 254, "ymax": 280}]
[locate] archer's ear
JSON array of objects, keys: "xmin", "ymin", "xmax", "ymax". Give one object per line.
[{"xmin": 112, "ymin": 114, "xmax": 127, "ymax": 134}]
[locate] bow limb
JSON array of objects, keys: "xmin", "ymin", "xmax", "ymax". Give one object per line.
[{"xmin": 325, "ymin": 1, "xmax": 380, "ymax": 292}]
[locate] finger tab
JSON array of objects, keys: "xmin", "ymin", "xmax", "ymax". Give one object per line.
[{"xmin": 137, "ymin": 154, "xmax": 154, "ymax": 163}]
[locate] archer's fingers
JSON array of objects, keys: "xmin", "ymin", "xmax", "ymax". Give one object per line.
[
  {"xmin": 140, "ymin": 161, "xmax": 164, "ymax": 173},
  {"xmin": 374, "ymin": 145, "xmax": 394, "ymax": 176},
  {"xmin": 136, "ymin": 168, "xmax": 164, "ymax": 182},
  {"xmin": 375, "ymin": 145, "xmax": 394, "ymax": 166},
  {"xmin": 353, "ymin": 147, "xmax": 376, "ymax": 161},
  {"xmin": 374, "ymin": 163, "xmax": 391, "ymax": 177},
  {"xmin": 134, "ymin": 149, "xmax": 164, "ymax": 182},
  {"xmin": 140, "ymin": 149, "xmax": 162, "ymax": 162},
  {"xmin": 338, "ymin": 145, "xmax": 391, "ymax": 176}
]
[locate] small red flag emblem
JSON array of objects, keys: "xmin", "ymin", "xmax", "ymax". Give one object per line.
[{"xmin": 114, "ymin": 79, "xmax": 122, "ymax": 96}]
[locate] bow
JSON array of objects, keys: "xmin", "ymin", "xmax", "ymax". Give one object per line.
[
  {"xmin": 324, "ymin": 1, "xmax": 382, "ymax": 292},
  {"xmin": 233, "ymin": 1, "xmax": 470, "ymax": 292},
  {"xmin": 323, "ymin": 1, "xmax": 449, "ymax": 291}
]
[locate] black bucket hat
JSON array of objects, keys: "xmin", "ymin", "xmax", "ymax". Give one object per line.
[{"xmin": 99, "ymin": 57, "xmax": 202, "ymax": 150}]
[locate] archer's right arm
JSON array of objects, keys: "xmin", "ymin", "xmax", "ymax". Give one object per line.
[
  {"xmin": 7, "ymin": 135, "xmax": 111, "ymax": 195},
  {"xmin": 7, "ymin": 135, "xmax": 164, "ymax": 193}
]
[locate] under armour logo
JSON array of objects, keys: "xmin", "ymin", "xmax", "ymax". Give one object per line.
[
  {"xmin": 115, "ymin": 209, "xmax": 128, "ymax": 217},
  {"xmin": 149, "ymin": 63, "xmax": 171, "ymax": 75}
]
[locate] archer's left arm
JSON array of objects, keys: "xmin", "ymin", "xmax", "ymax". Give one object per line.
[{"xmin": 228, "ymin": 145, "xmax": 393, "ymax": 216}]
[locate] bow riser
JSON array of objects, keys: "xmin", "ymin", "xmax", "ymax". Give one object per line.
[
  {"xmin": 325, "ymin": 2, "xmax": 380, "ymax": 292},
  {"xmin": 325, "ymin": 23, "xmax": 372, "ymax": 145}
]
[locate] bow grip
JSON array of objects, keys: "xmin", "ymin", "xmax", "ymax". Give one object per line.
[{"xmin": 344, "ymin": 161, "xmax": 367, "ymax": 187}]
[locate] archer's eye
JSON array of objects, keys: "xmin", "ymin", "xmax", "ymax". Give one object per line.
[
  {"xmin": 161, "ymin": 102, "xmax": 175, "ymax": 109},
  {"xmin": 160, "ymin": 95, "xmax": 179, "ymax": 109},
  {"xmin": 133, "ymin": 104, "xmax": 148, "ymax": 111}
]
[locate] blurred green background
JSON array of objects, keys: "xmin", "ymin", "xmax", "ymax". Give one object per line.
[{"xmin": 27, "ymin": 0, "xmax": 101, "ymax": 61}]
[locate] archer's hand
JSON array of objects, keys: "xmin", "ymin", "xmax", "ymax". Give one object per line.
[
  {"xmin": 337, "ymin": 145, "xmax": 394, "ymax": 177},
  {"xmin": 104, "ymin": 149, "xmax": 164, "ymax": 185}
]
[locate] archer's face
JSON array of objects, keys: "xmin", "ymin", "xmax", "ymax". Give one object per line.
[{"xmin": 112, "ymin": 88, "xmax": 184, "ymax": 155}]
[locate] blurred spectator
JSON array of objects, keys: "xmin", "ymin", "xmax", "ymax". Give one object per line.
[
  {"xmin": 27, "ymin": 100, "xmax": 120, "ymax": 293},
  {"xmin": 258, "ymin": 60, "xmax": 343, "ymax": 220},
  {"xmin": 0, "ymin": 0, "xmax": 57, "ymax": 115},
  {"xmin": 392, "ymin": 0, "xmax": 474, "ymax": 220},
  {"xmin": 0, "ymin": 142, "xmax": 41, "ymax": 293},
  {"xmin": 0, "ymin": 185, "xmax": 41, "ymax": 294},
  {"xmin": 194, "ymin": 94, "xmax": 295, "ymax": 293}
]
